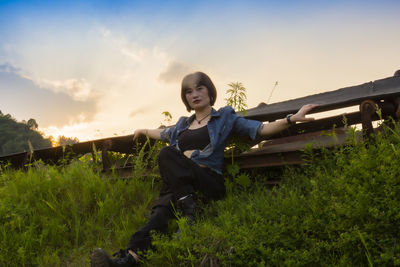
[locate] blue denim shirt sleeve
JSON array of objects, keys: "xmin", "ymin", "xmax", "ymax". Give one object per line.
[
  {"xmin": 160, "ymin": 117, "xmax": 188, "ymax": 145},
  {"xmin": 232, "ymin": 114, "xmax": 263, "ymax": 140},
  {"xmin": 160, "ymin": 127, "xmax": 173, "ymax": 143},
  {"xmin": 226, "ymin": 106, "xmax": 262, "ymax": 140}
]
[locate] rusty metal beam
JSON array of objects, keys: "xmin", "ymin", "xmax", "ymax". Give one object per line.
[
  {"xmin": 260, "ymin": 128, "xmax": 348, "ymax": 148},
  {"xmin": 229, "ymin": 150, "xmax": 304, "ymax": 169},
  {"xmin": 230, "ymin": 129, "xmax": 362, "ymax": 169}
]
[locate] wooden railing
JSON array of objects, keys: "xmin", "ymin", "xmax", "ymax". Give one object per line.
[
  {"xmin": 1, "ymin": 70, "xmax": 400, "ymax": 172},
  {"xmin": 232, "ymin": 71, "xmax": 400, "ymax": 168}
]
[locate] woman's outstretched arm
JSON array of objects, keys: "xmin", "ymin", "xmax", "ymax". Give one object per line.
[
  {"xmin": 258, "ymin": 104, "xmax": 318, "ymax": 137},
  {"xmin": 133, "ymin": 128, "xmax": 164, "ymax": 141}
]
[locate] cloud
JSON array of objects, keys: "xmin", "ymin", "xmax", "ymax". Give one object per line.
[
  {"xmin": 35, "ymin": 78, "xmax": 94, "ymax": 101},
  {"xmin": 120, "ymin": 47, "xmax": 145, "ymax": 62},
  {"xmin": 0, "ymin": 63, "xmax": 98, "ymax": 127},
  {"xmin": 0, "ymin": 62, "xmax": 21, "ymax": 73},
  {"xmin": 129, "ymin": 106, "xmax": 151, "ymax": 118},
  {"xmin": 158, "ymin": 61, "xmax": 193, "ymax": 84},
  {"xmin": 100, "ymin": 27, "xmax": 146, "ymax": 62},
  {"xmin": 0, "ymin": 62, "xmax": 96, "ymax": 102}
]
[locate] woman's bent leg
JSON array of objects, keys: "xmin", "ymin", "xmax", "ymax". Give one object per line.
[
  {"xmin": 127, "ymin": 205, "xmax": 173, "ymax": 253},
  {"xmin": 126, "ymin": 146, "xmax": 226, "ymax": 254}
]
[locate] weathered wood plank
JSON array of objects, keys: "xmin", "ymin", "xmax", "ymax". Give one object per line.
[
  {"xmin": 265, "ymin": 100, "xmax": 395, "ymax": 140},
  {"xmin": 231, "ymin": 150, "xmax": 304, "ymax": 168},
  {"xmin": 0, "ymin": 134, "xmax": 147, "ymax": 168},
  {"xmin": 241, "ymin": 75, "xmax": 400, "ymax": 121}
]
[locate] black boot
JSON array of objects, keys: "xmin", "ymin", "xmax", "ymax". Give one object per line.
[
  {"xmin": 177, "ymin": 194, "xmax": 196, "ymax": 224},
  {"xmin": 90, "ymin": 248, "xmax": 136, "ymax": 267}
]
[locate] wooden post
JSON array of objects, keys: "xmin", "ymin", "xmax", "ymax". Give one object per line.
[
  {"xmin": 392, "ymin": 70, "xmax": 400, "ymax": 120},
  {"xmin": 360, "ymin": 100, "xmax": 377, "ymax": 137},
  {"xmin": 101, "ymin": 139, "xmax": 112, "ymax": 172},
  {"xmin": 22, "ymin": 151, "xmax": 32, "ymax": 170},
  {"xmin": 391, "ymin": 97, "xmax": 400, "ymax": 121}
]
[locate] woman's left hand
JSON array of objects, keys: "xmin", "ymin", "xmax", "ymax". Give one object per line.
[{"xmin": 290, "ymin": 104, "xmax": 319, "ymax": 123}]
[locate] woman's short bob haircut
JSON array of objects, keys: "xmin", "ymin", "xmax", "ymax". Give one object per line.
[{"xmin": 181, "ymin": 72, "xmax": 217, "ymax": 112}]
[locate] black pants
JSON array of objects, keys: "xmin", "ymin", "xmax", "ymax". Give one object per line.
[{"xmin": 127, "ymin": 146, "xmax": 226, "ymax": 253}]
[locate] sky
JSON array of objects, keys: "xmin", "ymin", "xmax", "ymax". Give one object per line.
[{"xmin": 0, "ymin": 0, "xmax": 399, "ymax": 142}]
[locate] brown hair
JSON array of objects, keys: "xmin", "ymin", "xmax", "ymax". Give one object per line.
[{"xmin": 181, "ymin": 72, "xmax": 217, "ymax": 112}]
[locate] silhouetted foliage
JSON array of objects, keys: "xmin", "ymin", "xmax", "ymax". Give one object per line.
[
  {"xmin": 27, "ymin": 118, "xmax": 38, "ymax": 130},
  {"xmin": 56, "ymin": 135, "xmax": 79, "ymax": 146},
  {"xmin": 0, "ymin": 110, "xmax": 51, "ymax": 156}
]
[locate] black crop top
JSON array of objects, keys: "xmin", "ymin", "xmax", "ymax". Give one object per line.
[{"xmin": 178, "ymin": 125, "xmax": 210, "ymax": 152}]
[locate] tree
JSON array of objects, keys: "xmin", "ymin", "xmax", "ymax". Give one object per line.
[
  {"xmin": 56, "ymin": 136, "xmax": 79, "ymax": 146},
  {"xmin": 0, "ymin": 112, "xmax": 51, "ymax": 156},
  {"xmin": 27, "ymin": 118, "xmax": 38, "ymax": 130},
  {"xmin": 225, "ymin": 82, "xmax": 247, "ymax": 112}
]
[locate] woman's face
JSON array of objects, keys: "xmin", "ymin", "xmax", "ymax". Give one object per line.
[{"xmin": 185, "ymin": 85, "xmax": 211, "ymax": 111}]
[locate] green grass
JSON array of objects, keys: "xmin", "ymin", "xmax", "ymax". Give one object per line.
[
  {"xmin": 1, "ymin": 124, "xmax": 400, "ymax": 266},
  {"xmin": 0, "ymin": 161, "xmax": 158, "ymax": 266}
]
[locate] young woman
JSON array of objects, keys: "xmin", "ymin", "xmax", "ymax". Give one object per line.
[{"xmin": 91, "ymin": 72, "xmax": 317, "ymax": 266}]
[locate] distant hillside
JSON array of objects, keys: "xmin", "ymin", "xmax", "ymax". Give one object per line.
[{"xmin": 0, "ymin": 110, "xmax": 51, "ymax": 156}]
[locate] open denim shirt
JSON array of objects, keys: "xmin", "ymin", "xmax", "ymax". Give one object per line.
[{"xmin": 160, "ymin": 106, "xmax": 263, "ymax": 174}]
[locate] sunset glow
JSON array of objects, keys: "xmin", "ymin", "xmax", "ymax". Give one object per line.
[{"xmin": 1, "ymin": 0, "xmax": 399, "ymax": 142}]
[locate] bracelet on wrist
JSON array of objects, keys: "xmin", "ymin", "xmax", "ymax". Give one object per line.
[{"xmin": 286, "ymin": 114, "xmax": 294, "ymax": 125}]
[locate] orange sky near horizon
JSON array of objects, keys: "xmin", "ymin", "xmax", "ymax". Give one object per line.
[{"xmin": 1, "ymin": 1, "xmax": 399, "ymax": 142}]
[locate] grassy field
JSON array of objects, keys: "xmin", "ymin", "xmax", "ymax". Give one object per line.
[{"xmin": 1, "ymin": 124, "xmax": 400, "ymax": 266}]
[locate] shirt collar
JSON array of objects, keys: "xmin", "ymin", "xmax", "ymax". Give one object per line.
[{"xmin": 210, "ymin": 108, "xmax": 221, "ymax": 117}]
